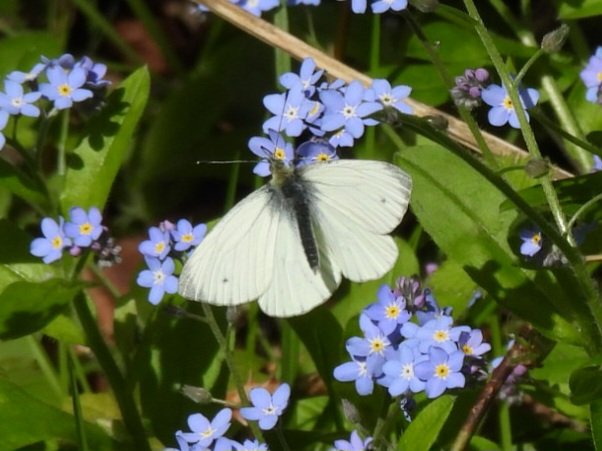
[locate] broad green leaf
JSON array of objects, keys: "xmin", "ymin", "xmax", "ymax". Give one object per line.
[
  {"xmin": 61, "ymin": 66, "xmax": 150, "ymax": 211},
  {"xmin": 557, "ymin": 0, "xmax": 602, "ymax": 18},
  {"xmin": 290, "ymin": 395, "xmax": 329, "ymax": 430},
  {"xmin": 0, "ymin": 32, "xmax": 62, "ymax": 79},
  {"xmin": 396, "ymin": 145, "xmax": 581, "ymax": 343},
  {"xmin": 136, "ymin": 301, "xmax": 223, "ymax": 444},
  {"xmin": 0, "ymin": 219, "xmax": 59, "ymax": 290},
  {"xmin": 427, "ymin": 259, "xmax": 477, "ymax": 317},
  {"xmin": 500, "ymin": 171, "xmax": 602, "ymax": 220},
  {"xmin": 43, "ymin": 314, "xmax": 86, "ymax": 345},
  {"xmin": 0, "ymin": 279, "xmax": 81, "ymax": 340},
  {"xmin": 570, "ymin": 366, "xmax": 602, "ymax": 405},
  {"xmin": 288, "ymin": 308, "xmax": 343, "ymax": 390},
  {"xmin": 0, "ymin": 158, "xmax": 48, "ymax": 208},
  {"xmin": 398, "ymin": 395, "xmax": 455, "ymax": 451},
  {"xmin": 0, "ymin": 378, "xmax": 116, "ymax": 451},
  {"xmin": 531, "ymin": 342, "xmax": 590, "ymax": 386}
]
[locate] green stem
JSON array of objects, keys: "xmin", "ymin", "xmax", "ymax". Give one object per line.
[
  {"xmin": 27, "ymin": 335, "xmax": 63, "ymax": 401},
  {"xmin": 87, "ymin": 262, "xmax": 122, "ymax": 300},
  {"xmin": 498, "ymin": 402, "xmax": 513, "ymax": 451},
  {"xmin": 531, "ymin": 110, "xmax": 601, "ymax": 156},
  {"xmin": 73, "ymin": 292, "xmax": 151, "ymax": 451},
  {"xmin": 385, "ymin": 116, "xmax": 602, "ymax": 352},
  {"xmin": 372, "ymin": 398, "xmax": 399, "ymax": 450},
  {"xmin": 200, "ymin": 303, "xmax": 265, "ymax": 442},
  {"xmin": 276, "ymin": 423, "xmax": 292, "ymax": 451},
  {"xmin": 274, "ymin": 0, "xmax": 292, "ymax": 78},
  {"xmin": 566, "ymin": 193, "xmax": 602, "ymax": 232},
  {"xmin": 462, "ymin": 0, "xmax": 570, "ymax": 239},
  {"xmin": 513, "ymin": 48, "xmax": 544, "ymax": 86},
  {"xmin": 69, "ymin": 352, "xmax": 89, "ymax": 451},
  {"xmin": 402, "ymin": 10, "xmax": 498, "ymax": 169},
  {"xmin": 57, "ymin": 109, "xmax": 70, "ymax": 177}
]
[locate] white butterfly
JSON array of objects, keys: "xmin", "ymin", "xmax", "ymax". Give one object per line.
[{"xmin": 178, "ymin": 156, "xmax": 412, "ymax": 317}]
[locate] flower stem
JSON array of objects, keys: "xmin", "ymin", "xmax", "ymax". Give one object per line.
[
  {"xmin": 462, "ymin": 0, "xmax": 570, "ymax": 238},
  {"xmin": 73, "ymin": 292, "xmax": 151, "ymax": 451},
  {"xmin": 371, "ymin": 397, "xmax": 399, "ymax": 450},
  {"xmin": 57, "ymin": 109, "xmax": 70, "ymax": 177},
  {"xmin": 566, "ymin": 193, "xmax": 602, "ymax": 232},
  {"xmin": 402, "ymin": 9, "xmax": 498, "ymax": 169},
  {"xmin": 200, "ymin": 303, "xmax": 265, "ymax": 442},
  {"xmin": 276, "ymin": 423, "xmax": 292, "ymax": 451}
]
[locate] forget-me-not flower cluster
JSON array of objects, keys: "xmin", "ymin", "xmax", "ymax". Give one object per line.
[
  {"xmin": 193, "ymin": 0, "xmax": 407, "ymax": 17},
  {"xmin": 163, "ymin": 400, "xmax": 282, "ymax": 451},
  {"xmin": 333, "ymin": 276, "xmax": 491, "ymax": 404},
  {"xmin": 247, "ymin": 57, "xmax": 412, "ymax": 171},
  {"xmin": 137, "ymin": 219, "xmax": 207, "ymax": 305},
  {"xmin": 30, "ymin": 206, "xmax": 120, "ymax": 266},
  {"xmin": 0, "ymin": 53, "xmax": 109, "ymax": 150}
]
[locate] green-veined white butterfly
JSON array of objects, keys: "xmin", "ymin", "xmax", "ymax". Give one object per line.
[{"xmin": 178, "ymin": 144, "xmax": 412, "ymax": 317}]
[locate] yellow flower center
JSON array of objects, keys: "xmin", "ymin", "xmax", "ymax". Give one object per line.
[
  {"xmin": 597, "ymin": 71, "xmax": 602, "ymax": 82},
  {"xmin": 79, "ymin": 222, "xmax": 93, "ymax": 236},
  {"xmin": 316, "ymin": 153, "xmax": 330, "ymax": 162},
  {"xmin": 154, "ymin": 241, "xmax": 165, "ymax": 254},
  {"xmin": 385, "ymin": 304, "xmax": 400, "ymax": 319},
  {"xmin": 58, "ymin": 83, "xmax": 72, "ymax": 97},
  {"xmin": 181, "ymin": 233, "xmax": 194, "ymax": 243},
  {"xmin": 531, "ymin": 233, "xmax": 541, "ymax": 244},
  {"xmin": 462, "ymin": 344, "xmax": 474, "ymax": 355},
  {"xmin": 435, "ymin": 363, "xmax": 450, "ymax": 379},
  {"xmin": 200, "ymin": 426, "xmax": 215, "ymax": 439},
  {"xmin": 502, "ymin": 96, "xmax": 514, "ymax": 110},
  {"xmin": 369, "ymin": 337, "xmax": 386, "ymax": 355},
  {"xmin": 433, "ymin": 329, "xmax": 449, "ymax": 343},
  {"xmin": 274, "ymin": 147, "xmax": 286, "ymax": 160},
  {"xmin": 51, "ymin": 236, "xmax": 63, "ymax": 249},
  {"xmin": 308, "ymin": 101, "xmax": 321, "ymax": 118}
]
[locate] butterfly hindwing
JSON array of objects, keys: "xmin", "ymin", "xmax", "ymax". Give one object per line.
[{"xmin": 257, "ymin": 206, "xmax": 341, "ymax": 317}]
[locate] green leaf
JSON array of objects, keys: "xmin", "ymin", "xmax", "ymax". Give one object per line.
[
  {"xmin": 396, "ymin": 145, "xmax": 581, "ymax": 343},
  {"xmin": 0, "ymin": 32, "xmax": 62, "ymax": 79},
  {"xmin": 557, "ymin": 0, "xmax": 602, "ymax": 18},
  {"xmin": 570, "ymin": 366, "xmax": 602, "ymax": 405},
  {"xmin": 0, "ymin": 378, "xmax": 116, "ymax": 451},
  {"xmin": 591, "ymin": 399, "xmax": 602, "ymax": 450},
  {"xmin": 61, "ymin": 66, "xmax": 150, "ymax": 211},
  {"xmin": 0, "ymin": 158, "xmax": 47, "ymax": 208},
  {"xmin": 0, "ymin": 219, "xmax": 59, "ymax": 289},
  {"xmin": 427, "ymin": 259, "xmax": 478, "ymax": 317},
  {"xmin": 398, "ymin": 395, "xmax": 455, "ymax": 451},
  {"xmin": 0, "ymin": 279, "xmax": 81, "ymax": 340}
]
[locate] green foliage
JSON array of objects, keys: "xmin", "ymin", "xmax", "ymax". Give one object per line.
[
  {"xmin": 1, "ymin": 1, "xmax": 601, "ymax": 451},
  {"xmin": 60, "ymin": 67, "xmax": 151, "ymax": 211}
]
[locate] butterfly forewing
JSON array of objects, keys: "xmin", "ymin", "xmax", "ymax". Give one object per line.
[
  {"xmin": 303, "ymin": 160, "xmax": 412, "ymax": 282},
  {"xmin": 301, "ymin": 160, "xmax": 411, "ymax": 234},
  {"xmin": 179, "ymin": 186, "xmax": 278, "ymax": 304}
]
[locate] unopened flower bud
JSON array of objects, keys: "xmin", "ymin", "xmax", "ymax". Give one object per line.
[
  {"xmin": 541, "ymin": 24, "xmax": 569, "ymax": 53},
  {"xmin": 525, "ymin": 158, "xmax": 549, "ymax": 178},
  {"xmin": 341, "ymin": 398, "xmax": 361, "ymax": 425},
  {"xmin": 180, "ymin": 384, "xmax": 214, "ymax": 404}
]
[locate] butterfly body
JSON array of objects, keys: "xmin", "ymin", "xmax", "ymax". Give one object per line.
[{"xmin": 179, "ymin": 158, "xmax": 412, "ymax": 317}]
